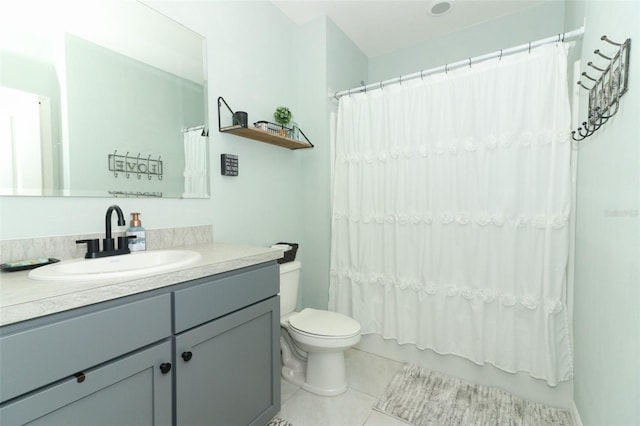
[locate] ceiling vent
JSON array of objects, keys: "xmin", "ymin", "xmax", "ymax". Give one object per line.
[{"xmin": 429, "ymin": 0, "xmax": 453, "ymax": 16}]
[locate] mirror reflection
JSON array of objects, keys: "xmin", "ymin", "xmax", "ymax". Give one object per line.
[{"xmin": 0, "ymin": 0, "xmax": 208, "ymax": 198}]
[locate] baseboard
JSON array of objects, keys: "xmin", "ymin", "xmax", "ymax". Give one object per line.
[{"xmin": 570, "ymin": 401, "xmax": 583, "ymax": 426}]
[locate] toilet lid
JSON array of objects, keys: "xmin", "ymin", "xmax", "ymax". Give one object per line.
[{"xmin": 288, "ymin": 308, "xmax": 361, "ymax": 338}]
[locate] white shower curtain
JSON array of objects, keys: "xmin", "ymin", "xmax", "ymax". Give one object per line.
[
  {"xmin": 329, "ymin": 44, "xmax": 573, "ymax": 385},
  {"xmin": 183, "ymin": 128, "xmax": 209, "ymax": 198}
]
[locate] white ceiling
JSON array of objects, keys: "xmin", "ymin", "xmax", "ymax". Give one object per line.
[{"xmin": 272, "ymin": 0, "xmax": 550, "ymax": 57}]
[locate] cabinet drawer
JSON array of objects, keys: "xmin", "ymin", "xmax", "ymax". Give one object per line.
[
  {"xmin": 174, "ymin": 263, "xmax": 279, "ymax": 333},
  {"xmin": 0, "ymin": 293, "xmax": 171, "ymax": 403}
]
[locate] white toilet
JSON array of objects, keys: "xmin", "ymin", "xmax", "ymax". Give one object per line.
[{"xmin": 279, "ymin": 260, "xmax": 361, "ymax": 396}]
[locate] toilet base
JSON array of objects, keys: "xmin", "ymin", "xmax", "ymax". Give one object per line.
[
  {"xmin": 282, "ymin": 364, "xmax": 306, "ymax": 388},
  {"xmin": 280, "ymin": 333, "xmax": 307, "ymax": 388},
  {"xmin": 303, "ymin": 351, "xmax": 348, "ymax": 396},
  {"xmin": 280, "ymin": 331, "xmax": 350, "ymax": 396}
]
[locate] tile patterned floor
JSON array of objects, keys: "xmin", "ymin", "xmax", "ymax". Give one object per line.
[
  {"xmin": 277, "ymin": 348, "xmax": 407, "ymax": 426},
  {"xmin": 277, "ymin": 348, "xmax": 575, "ymax": 426}
]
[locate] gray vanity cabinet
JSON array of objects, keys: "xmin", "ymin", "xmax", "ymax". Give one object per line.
[{"xmin": 0, "ymin": 261, "xmax": 280, "ymax": 426}]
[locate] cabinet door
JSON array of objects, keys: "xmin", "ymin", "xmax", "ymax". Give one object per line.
[
  {"xmin": 175, "ymin": 297, "xmax": 280, "ymax": 426},
  {"xmin": 0, "ymin": 340, "xmax": 173, "ymax": 426}
]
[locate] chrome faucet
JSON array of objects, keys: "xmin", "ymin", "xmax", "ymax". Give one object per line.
[{"xmin": 76, "ymin": 204, "xmax": 131, "ymax": 258}]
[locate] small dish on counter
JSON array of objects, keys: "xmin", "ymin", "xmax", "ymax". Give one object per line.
[{"xmin": 1, "ymin": 258, "xmax": 60, "ymax": 272}]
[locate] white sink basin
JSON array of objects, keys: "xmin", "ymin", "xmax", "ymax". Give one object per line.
[{"xmin": 28, "ymin": 250, "xmax": 202, "ymax": 281}]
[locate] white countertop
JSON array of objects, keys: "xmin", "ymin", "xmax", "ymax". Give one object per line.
[{"xmin": 0, "ymin": 243, "xmax": 282, "ymax": 327}]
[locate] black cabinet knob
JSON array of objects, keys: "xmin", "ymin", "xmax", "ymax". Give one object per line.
[
  {"xmin": 74, "ymin": 372, "xmax": 86, "ymax": 383},
  {"xmin": 181, "ymin": 351, "xmax": 193, "ymax": 362},
  {"xmin": 159, "ymin": 362, "xmax": 172, "ymax": 374}
]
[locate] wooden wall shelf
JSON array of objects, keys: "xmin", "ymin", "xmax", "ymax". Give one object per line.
[
  {"xmin": 217, "ymin": 97, "xmax": 314, "ymax": 150},
  {"xmin": 219, "ymin": 125, "xmax": 313, "ymax": 150}
]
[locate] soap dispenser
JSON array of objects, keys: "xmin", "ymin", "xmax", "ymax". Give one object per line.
[{"xmin": 126, "ymin": 212, "xmax": 146, "ymax": 252}]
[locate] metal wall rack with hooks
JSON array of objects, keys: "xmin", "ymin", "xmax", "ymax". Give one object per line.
[
  {"xmin": 572, "ymin": 35, "xmax": 631, "ymax": 141},
  {"xmin": 217, "ymin": 97, "xmax": 314, "ymax": 150},
  {"xmin": 108, "ymin": 150, "xmax": 163, "ymax": 180}
]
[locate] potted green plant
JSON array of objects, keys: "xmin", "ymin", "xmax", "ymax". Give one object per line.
[{"xmin": 273, "ymin": 106, "xmax": 292, "ymax": 137}]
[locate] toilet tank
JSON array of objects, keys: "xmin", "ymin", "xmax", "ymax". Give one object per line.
[{"xmin": 279, "ymin": 260, "xmax": 301, "ymax": 316}]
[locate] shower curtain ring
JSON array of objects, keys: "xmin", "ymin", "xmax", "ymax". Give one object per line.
[
  {"xmin": 528, "ymin": 42, "xmax": 531, "ymax": 53},
  {"xmin": 557, "ymin": 34, "xmax": 561, "ymax": 45},
  {"xmin": 379, "ymin": 81, "xmax": 383, "ymax": 90},
  {"xmin": 399, "ymin": 75, "xmax": 402, "ymax": 85},
  {"xmin": 499, "ymin": 49, "xmax": 503, "ymax": 61},
  {"xmin": 348, "ymin": 88, "xmax": 352, "ymax": 97},
  {"xmin": 445, "ymin": 64, "xmax": 449, "ymax": 74},
  {"xmin": 421, "ymin": 70, "xmax": 425, "ymax": 80},
  {"xmin": 469, "ymin": 57, "xmax": 472, "ymax": 68}
]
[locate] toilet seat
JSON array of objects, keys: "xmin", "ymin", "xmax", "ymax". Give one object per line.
[{"xmin": 288, "ymin": 308, "xmax": 361, "ymax": 339}]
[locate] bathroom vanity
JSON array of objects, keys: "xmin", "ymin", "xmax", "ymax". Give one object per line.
[{"xmin": 0, "ymin": 243, "xmax": 282, "ymax": 426}]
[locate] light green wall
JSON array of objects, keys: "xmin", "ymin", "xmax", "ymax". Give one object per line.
[
  {"xmin": 295, "ymin": 17, "xmax": 368, "ymax": 310},
  {"xmin": 326, "ymin": 19, "xmax": 369, "ymax": 98},
  {"xmin": 566, "ymin": 1, "xmax": 640, "ymax": 425},
  {"xmin": 367, "ymin": 1, "xmax": 564, "ymax": 84},
  {"xmin": 295, "ymin": 17, "xmax": 330, "ymax": 310},
  {"xmin": 368, "ymin": 1, "xmax": 565, "ymax": 82}
]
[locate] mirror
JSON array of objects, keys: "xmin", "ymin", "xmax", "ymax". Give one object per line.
[{"xmin": 0, "ymin": 0, "xmax": 208, "ymax": 198}]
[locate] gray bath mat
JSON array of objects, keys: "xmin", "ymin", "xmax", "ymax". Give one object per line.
[
  {"xmin": 375, "ymin": 364, "xmax": 573, "ymax": 426},
  {"xmin": 267, "ymin": 417, "xmax": 293, "ymax": 426}
]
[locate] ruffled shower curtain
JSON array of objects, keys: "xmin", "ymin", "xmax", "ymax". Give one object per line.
[
  {"xmin": 182, "ymin": 128, "xmax": 208, "ymax": 198},
  {"xmin": 329, "ymin": 44, "xmax": 573, "ymax": 385}
]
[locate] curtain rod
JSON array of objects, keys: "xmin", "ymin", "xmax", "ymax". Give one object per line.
[{"xmin": 331, "ymin": 27, "xmax": 585, "ymax": 100}]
